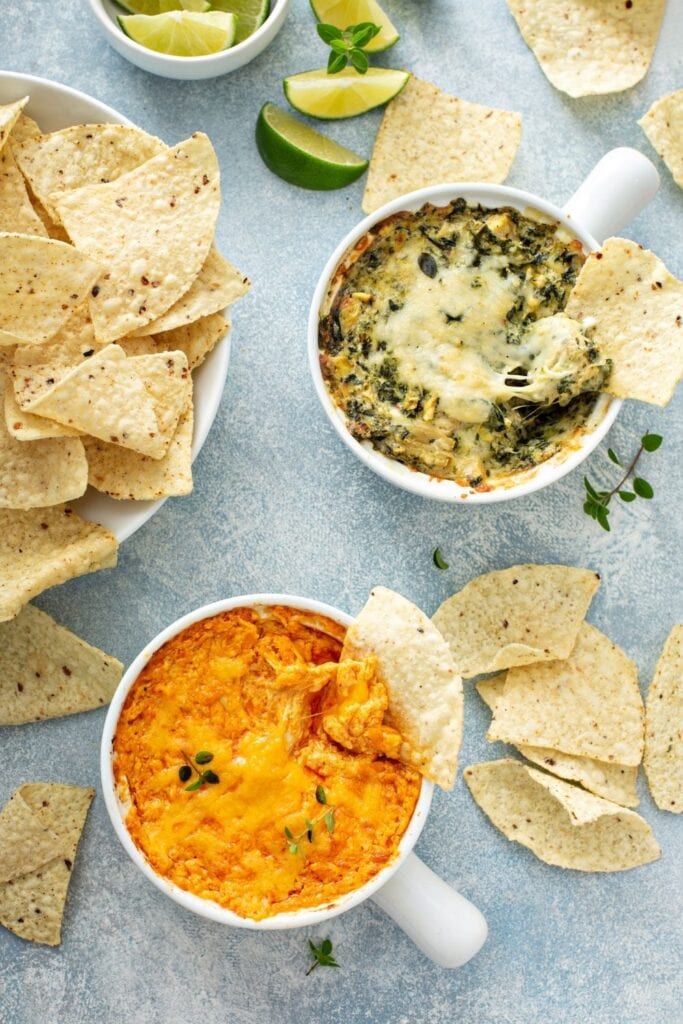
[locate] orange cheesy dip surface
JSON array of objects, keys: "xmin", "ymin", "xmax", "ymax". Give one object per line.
[{"xmin": 113, "ymin": 606, "xmax": 421, "ymax": 920}]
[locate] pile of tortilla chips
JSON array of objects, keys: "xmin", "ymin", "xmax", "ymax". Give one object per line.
[
  {"xmin": 435, "ymin": 564, "xmax": 678, "ymax": 871},
  {"xmin": 0, "ymin": 96, "xmax": 250, "ymax": 511}
]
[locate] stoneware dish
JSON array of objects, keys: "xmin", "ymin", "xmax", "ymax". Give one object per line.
[
  {"xmin": 101, "ymin": 593, "xmax": 488, "ymax": 969},
  {"xmin": 88, "ymin": 0, "xmax": 291, "ymax": 80},
  {"xmin": 308, "ymin": 148, "xmax": 660, "ymax": 504},
  {"xmin": 0, "ymin": 71, "xmax": 231, "ymax": 541}
]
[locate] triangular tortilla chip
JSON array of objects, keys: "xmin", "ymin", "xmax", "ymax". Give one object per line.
[
  {"xmin": 4, "ymin": 384, "xmax": 80, "ymax": 440},
  {"xmin": 0, "ymin": 603, "xmax": 123, "ymax": 725},
  {"xmin": 0, "ymin": 233, "xmax": 101, "ymax": 347},
  {"xmin": 476, "ymin": 676, "xmax": 639, "ymax": 807},
  {"xmin": 85, "ymin": 397, "xmax": 193, "ymax": 500},
  {"xmin": 644, "ymin": 625, "xmax": 682, "ymax": 813},
  {"xmin": 639, "ymin": 89, "xmax": 683, "ymax": 188},
  {"xmin": 129, "ymin": 249, "xmax": 249, "ymax": 336},
  {"xmin": 565, "ymin": 237, "xmax": 683, "ymax": 406},
  {"xmin": 487, "ymin": 623, "xmax": 644, "ymax": 766},
  {"xmin": 0, "ymin": 506, "xmax": 117, "ymax": 623},
  {"xmin": 342, "ymin": 586, "xmax": 463, "ymax": 789},
  {"xmin": 53, "ymin": 134, "xmax": 220, "ymax": 342},
  {"xmin": 506, "ymin": 0, "xmax": 665, "ymax": 97},
  {"xmin": 432, "ymin": 565, "xmax": 600, "ymax": 677},
  {"xmin": 0, "ymin": 98, "xmax": 27, "ymax": 153},
  {"xmin": 0, "ymin": 145, "xmax": 47, "ymax": 236},
  {"xmin": 0, "ymin": 790, "xmax": 62, "ymax": 884},
  {"xmin": 0, "ymin": 783, "xmax": 94, "ymax": 945},
  {"xmin": 362, "ymin": 76, "xmax": 521, "ymax": 213},
  {"xmin": 11, "ymin": 305, "xmax": 104, "ymax": 408},
  {"xmin": 13, "ymin": 123, "xmax": 166, "ymax": 223},
  {"xmin": 119, "ymin": 312, "xmax": 229, "ymax": 370},
  {"xmin": 8, "ymin": 112, "xmax": 41, "ymax": 147},
  {"xmin": 464, "ymin": 759, "xmax": 659, "ymax": 871},
  {"xmin": 126, "ymin": 351, "xmax": 191, "ymax": 447}
]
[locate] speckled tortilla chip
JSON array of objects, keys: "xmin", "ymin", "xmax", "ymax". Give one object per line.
[
  {"xmin": 565, "ymin": 238, "xmax": 683, "ymax": 406},
  {"xmin": 119, "ymin": 312, "xmax": 229, "ymax": 370},
  {"xmin": 0, "ymin": 789, "xmax": 63, "ymax": 883},
  {"xmin": 0, "ymin": 146, "xmax": 47, "ymax": 236},
  {"xmin": 0, "ymin": 604, "xmax": 123, "ymax": 725},
  {"xmin": 53, "ymin": 133, "xmax": 220, "ymax": 343},
  {"xmin": 432, "ymin": 565, "xmax": 600, "ymax": 677},
  {"xmin": 506, "ymin": 0, "xmax": 665, "ymax": 97},
  {"xmin": 0, "ymin": 233, "xmax": 101, "ymax": 347},
  {"xmin": 4, "ymin": 385, "xmax": 80, "ymax": 441},
  {"xmin": 0, "ymin": 783, "xmax": 94, "ymax": 945},
  {"xmin": 13, "ymin": 123, "xmax": 166, "ymax": 223},
  {"xmin": 0, "ymin": 506, "xmax": 117, "ymax": 623},
  {"xmin": 644, "ymin": 625, "xmax": 682, "ymax": 813},
  {"xmin": 362, "ymin": 77, "xmax": 521, "ymax": 214},
  {"xmin": 476, "ymin": 676, "xmax": 639, "ymax": 807},
  {"xmin": 487, "ymin": 623, "xmax": 644, "ymax": 766},
  {"xmin": 8, "ymin": 112, "xmax": 41, "ymax": 146},
  {"xmin": 464, "ymin": 759, "xmax": 659, "ymax": 871},
  {"xmin": 85, "ymin": 396, "xmax": 193, "ymax": 500},
  {"xmin": 0, "ymin": 98, "xmax": 27, "ymax": 153},
  {"xmin": 10, "ymin": 305, "xmax": 103, "ymax": 408},
  {"xmin": 639, "ymin": 89, "xmax": 683, "ymax": 188},
  {"xmin": 129, "ymin": 249, "xmax": 249, "ymax": 336},
  {"xmin": 342, "ymin": 586, "xmax": 463, "ymax": 789}
]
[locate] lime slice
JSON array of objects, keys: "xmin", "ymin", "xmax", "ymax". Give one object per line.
[
  {"xmin": 116, "ymin": 0, "xmax": 210, "ymax": 14},
  {"xmin": 118, "ymin": 11, "xmax": 237, "ymax": 55},
  {"xmin": 209, "ymin": 0, "xmax": 270, "ymax": 43},
  {"xmin": 310, "ymin": 0, "xmax": 399, "ymax": 52},
  {"xmin": 284, "ymin": 68, "xmax": 409, "ymax": 120},
  {"xmin": 256, "ymin": 102, "xmax": 368, "ymax": 190}
]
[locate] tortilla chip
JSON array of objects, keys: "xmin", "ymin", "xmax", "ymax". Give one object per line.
[
  {"xmin": 362, "ymin": 76, "xmax": 521, "ymax": 214},
  {"xmin": 10, "ymin": 305, "xmax": 103, "ymax": 407},
  {"xmin": 487, "ymin": 623, "xmax": 644, "ymax": 766},
  {"xmin": 0, "ymin": 790, "xmax": 63, "ymax": 883},
  {"xmin": 0, "ymin": 506, "xmax": 117, "ymax": 623},
  {"xmin": 565, "ymin": 238, "xmax": 683, "ymax": 406},
  {"xmin": 464, "ymin": 759, "xmax": 659, "ymax": 871},
  {"xmin": 477, "ymin": 676, "xmax": 639, "ymax": 807},
  {"xmin": 0, "ymin": 604, "xmax": 122, "ymax": 725},
  {"xmin": 126, "ymin": 351, "xmax": 191, "ymax": 448},
  {"xmin": 640, "ymin": 89, "xmax": 683, "ymax": 189},
  {"xmin": 432, "ymin": 565, "xmax": 600, "ymax": 678},
  {"xmin": 644, "ymin": 625, "xmax": 682, "ymax": 813},
  {"xmin": 0, "ymin": 98, "xmax": 27, "ymax": 153},
  {"xmin": 85, "ymin": 397, "xmax": 193, "ymax": 500},
  {"xmin": 53, "ymin": 134, "xmax": 220, "ymax": 343},
  {"xmin": 13, "ymin": 123, "xmax": 166, "ymax": 223},
  {"xmin": 119, "ymin": 312, "xmax": 229, "ymax": 370},
  {"xmin": 0, "ymin": 783, "xmax": 94, "ymax": 945},
  {"xmin": 129, "ymin": 249, "xmax": 249, "ymax": 336},
  {"xmin": 342, "ymin": 586, "xmax": 463, "ymax": 789},
  {"xmin": 9, "ymin": 112, "xmax": 41, "ymax": 146},
  {"xmin": 4, "ymin": 384, "xmax": 80, "ymax": 440},
  {"xmin": 0, "ymin": 146, "xmax": 47, "ymax": 236},
  {"xmin": 0, "ymin": 233, "xmax": 101, "ymax": 347},
  {"xmin": 506, "ymin": 0, "xmax": 665, "ymax": 98}
]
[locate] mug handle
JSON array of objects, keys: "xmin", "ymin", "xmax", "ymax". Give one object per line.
[
  {"xmin": 563, "ymin": 147, "xmax": 660, "ymax": 245},
  {"xmin": 370, "ymin": 852, "xmax": 488, "ymax": 968}
]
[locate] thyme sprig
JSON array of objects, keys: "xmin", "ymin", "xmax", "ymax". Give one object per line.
[
  {"xmin": 433, "ymin": 547, "xmax": 449, "ymax": 570},
  {"xmin": 583, "ymin": 433, "xmax": 662, "ymax": 531},
  {"xmin": 317, "ymin": 22, "xmax": 381, "ymax": 74},
  {"xmin": 306, "ymin": 938, "xmax": 340, "ymax": 975},
  {"xmin": 178, "ymin": 750, "xmax": 220, "ymax": 791},
  {"xmin": 284, "ymin": 786, "xmax": 336, "ymax": 854}
]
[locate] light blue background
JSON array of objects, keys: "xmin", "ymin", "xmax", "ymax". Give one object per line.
[{"xmin": 1, "ymin": 2, "xmax": 682, "ymax": 1022}]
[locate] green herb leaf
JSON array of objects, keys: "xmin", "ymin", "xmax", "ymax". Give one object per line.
[
  {"xmin": 321, "ymin": 938, "xmax": 333, "ymax": 956},
  {"xmin": 349, "ymin": 49, "xmax": 369, "ymax": 73},
  {"xmin": 317, "ymin": 22, "xmax": 342, "ymax": 43},
  {"xmin": 351, "ymin": 22, "xmax": 380, "ymax": 46},
  {"xmin": 284, "ymin": 826, "xmax": 294, "ymax": 841},
  {"xmin": 195, "ymin": 750, "xmax": 213, "ymax": 764},
  {"xmin": 618, "ymin": 490, "xmax": 636, "ymax": 502},
  {"xmin": 324, "ymin": 809, "xmax": 335, "ymax": 833},
  {"xmin": 595, "ymin": 505, "xmax": 611, "ymax": 531},
  {"xmin": 327, "ymin": 51, "xmax": 348, "ymax": 74},
  {"xmin": 289, "ymin": 842, "xmax": 299, "ymax": 855},
  {"xmin": 433, "ymin": 547, "xmax": 449, "ymax": 570},
  {"xmin": 329, "ymin": 37, "xmax": 348, "ymax": 53},
  {"xmin": 202, "ymin": 770, "xmax": 220, "ymax": 784},
  {"xmin": 315, "ymin": 785, "xmax": 327, "ymax": 805},
  {"xmin": 607, "ymin": 448, "xmax": 621, "ymax": 465},
  {"xmin": 178, "ymin": 765, "xmax": 192, "ymax": 783},
  {"xmin": 584, "ymin": 476, "xmax": 599, "ymax": 500},
  {"xmin": 185, "ymin": 778, "xmax": 204, "ymax": 792},
  {"xmin": 633, "ymin": 477, "xmax": 654, "ymax": 499},
  {"xmin": 306, "ymin": 938, "xmax": 340, "ymax": 974},
  {"xmin": 641, "ymin": 433, "xmax": 662, "ymax": 452}
]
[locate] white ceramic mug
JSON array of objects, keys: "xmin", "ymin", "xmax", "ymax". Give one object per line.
[
  {"xmin": 308, "ymin": 148, "xmax": 660, "ymax": 504},
  {"xmin": 101, "ymin": 594, "xmax": 487, "ymax": 969}
]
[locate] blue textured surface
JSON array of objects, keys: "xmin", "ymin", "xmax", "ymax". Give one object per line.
[{"xmin": 1, "ymin": 2, "xmax": 682, "ymax": 1022}]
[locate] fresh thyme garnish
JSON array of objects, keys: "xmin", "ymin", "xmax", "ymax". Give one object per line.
[
  {"xmin": 433, "ymin": 547, "xmax": 449, "ymax": 570},
  {"xmin": 179, "ymin": 750, "xmax": 220, "ymax": 791},
  {"xmin": 315, "ymin": 784, "xmax": 327, "ymax": 804},
  {"xmin": 285, "ymin": 788, "xmax": 336, "ymax": 854},
  {"xmin": 317, "ymin": 22, "xmax": 381, "ymax": 75},
  {"xmin": 306, "ymin": 938, "xmax": 340, "ymax": 975},
  {"xmin": 583, "ymin": 433, "xmax": 662, "ymax": 531}
]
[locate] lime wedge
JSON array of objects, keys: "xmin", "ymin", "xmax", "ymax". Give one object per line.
[
  {"xmin": 118, "ymin": 11, "xmax": 237, "ymax": 55},
  {"xmin": 209, "ymin": 0, "xmax": 270, "ymax": 43},
  {"xmin": 310, "ymin": 0, "xmax": 399, "ymax": 52},
  {"xmin": 116, "ymin": 0, "xmax": 210, "ymax": 14},
  {"xmin": 284, "ymin": 68, "xmax": 409, "ymax": 120},
  {"xmin": 256, "ymin": 102, "xmax": 368, "ymax": 190}
]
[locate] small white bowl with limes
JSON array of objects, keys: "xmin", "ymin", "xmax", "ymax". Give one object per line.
[{"xmin": 88, "ymin": 0, "xmax": 290, "ymax": 79}]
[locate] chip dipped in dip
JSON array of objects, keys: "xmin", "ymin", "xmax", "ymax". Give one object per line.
[{"xmin": 112, "ymin": 595, "xmax": 462, "ymax": 921}]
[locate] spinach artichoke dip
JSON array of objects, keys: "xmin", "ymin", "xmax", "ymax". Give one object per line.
[{"xmin": 319, "ymin": 200, "xmax": 612, "ymax": 490}]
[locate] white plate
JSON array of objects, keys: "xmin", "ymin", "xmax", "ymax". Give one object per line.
[{"xmin": 0, "ymin": 71, "xmax": 230, "ymax": 541}]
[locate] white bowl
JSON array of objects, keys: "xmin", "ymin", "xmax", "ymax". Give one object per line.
[
  {"xmin": 88, "ymin": 0, "xmax": 291, "ymax": 80},
  {"xmin": 0, "ymin": 71, "xmax": 230, "ymax": 542},
  {"xmin": 308, "ymin": 150, "xmax": 660, "ymax": 504},
  {"xmin": 101, "ymin": 593, "xmax": 487, "ymax": 966}
]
